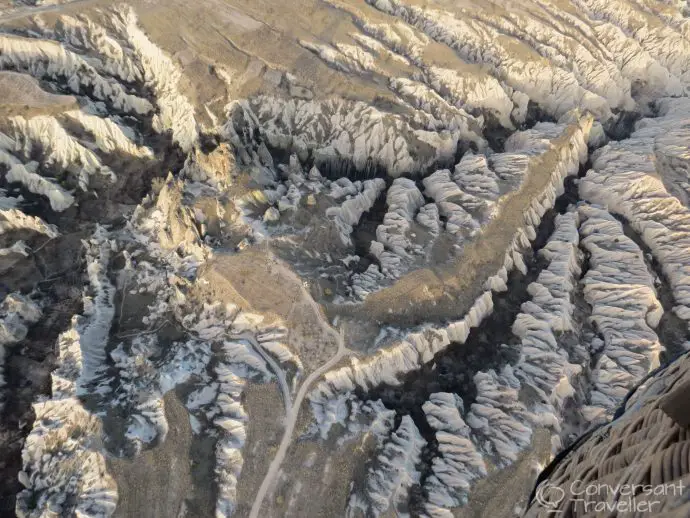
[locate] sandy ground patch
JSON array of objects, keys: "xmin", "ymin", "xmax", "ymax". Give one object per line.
[
  {"xmin": 198, "ymin": 249, "xmax": 340, "ymax": 371},
  {"xmin": 107, "ymin": 391, "xmax": 216, "ymax": 518},
  {"xmin": 0, "ymin": 71, "xmax": 77, "ymax": 117},
  {"xmin": 233, "ymin": 381, "xmax": 286, "ymax": 517}
]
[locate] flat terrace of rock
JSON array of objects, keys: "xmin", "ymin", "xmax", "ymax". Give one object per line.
[
  {"xmin": 197, "ymin": 249, "xmax": 340, "ymax": 371},
  {"xmin": 0, "ymin": 71, "xmax": 77, "ymax": 117}
]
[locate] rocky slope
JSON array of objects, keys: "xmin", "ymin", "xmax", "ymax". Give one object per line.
[{"xmin": 0, "ymin": 0, "xmax": 689, "ymax": 517}]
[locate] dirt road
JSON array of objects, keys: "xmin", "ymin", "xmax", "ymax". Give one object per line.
[{"xmin": 248, "ymin": 326, "xmax": 349, "ymax": 518}]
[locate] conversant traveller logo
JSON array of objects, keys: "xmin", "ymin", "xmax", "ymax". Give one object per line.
[
  {"xmin": 534, "ymin": 479, "xmax": 686, "ymax": 514},
  {"xmin": 534, "ymin": 482, "xmax": 566, "ymax": 512}
]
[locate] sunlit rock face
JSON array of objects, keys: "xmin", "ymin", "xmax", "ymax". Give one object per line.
[{"xmin": 1, "ymin": 0, "xmax": 690, "ymax": 517}]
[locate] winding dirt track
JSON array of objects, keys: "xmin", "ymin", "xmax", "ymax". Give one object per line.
[
  {"xmin": 248, "ymin": 326, "xmax": 349, "ymax": 518},
  {"xmin": 233, "ymin": 332, "xmax": 294, "ymax": 416}
]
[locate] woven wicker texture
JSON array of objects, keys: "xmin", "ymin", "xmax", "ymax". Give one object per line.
[{"xmin": 524, "ymin": 352, "xmax": 690, "ymax": 517}]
